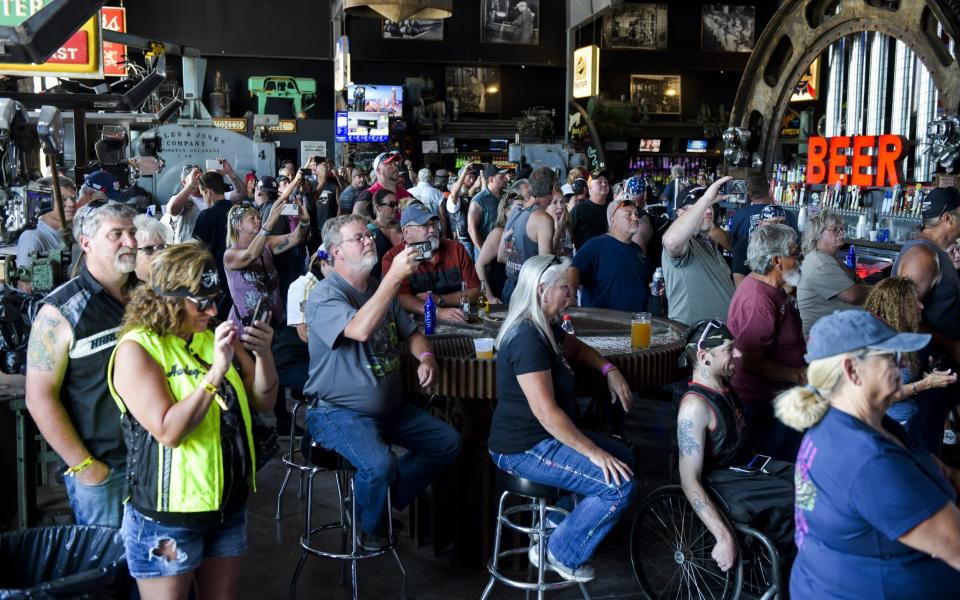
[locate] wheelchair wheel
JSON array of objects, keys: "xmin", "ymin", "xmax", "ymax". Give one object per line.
[
  {"xmin": 630, "ymin": 485, "xmax": 742, "ymax": 600},
  {"xmin": 733, "ymin": 523, "xmax": 782, "ymax": 600}
]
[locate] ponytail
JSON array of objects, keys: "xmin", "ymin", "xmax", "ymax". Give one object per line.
[{"xmin": 774, "ymin": 353, "xmax": 855, "ymax": 431}]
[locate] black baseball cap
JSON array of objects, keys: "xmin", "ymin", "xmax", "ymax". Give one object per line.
[
  {"xmin": 920, "ymin": 187, "xmax": 960, "ymax": 222},
  {"xmin": 679, "ymin": 319, "xmax": 734, "ymax": 367},
  {"xmin": 677, "ymin": 184, "xmax": 707, "ymax": 209},
  {"xmin": 571, "ymin": 177, "xmax": 587, "ymax": 194},
  {"xmin": 257, "ymin": 175, "xmax": 278, "ymax": 194},
  {"xmin": 484, "ymin": 164, "xmax": 511, "ymax": 179}
]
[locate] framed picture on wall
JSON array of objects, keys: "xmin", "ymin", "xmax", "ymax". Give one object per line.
[
  {"xmin": 445, "ymin": 66, "xmax": 502, "ymax": 114},
  {"xmin": 603, "ymin": 4, "xmax": 668, "ymax": 50},
  {"xmin": 701, "ymin": 5, "xmax": 756, "ymax": 52},
  {"xmin": 629, "ymin": 74, "xmax": 681, "ymax": 115},
  {"xmin": 481, "ymin": 0, "xmax": 539, "ymax": 45},
  {"xmin": 382, "ymin": 18, "xmax": 444, "ymax": 41},
  {"xmin": 791, "ymin": 58, "xmax": 820, "ymax": 102}
]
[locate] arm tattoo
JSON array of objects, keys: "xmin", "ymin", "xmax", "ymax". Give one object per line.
[
  {"xmin": 678, "ymin": 418, "xmax": 701, "ymax": 457},
  {"xmin": 27, "ymin": 315, "xmax": 61, "ymax": 372},
  {"xmin": 692, "ymin": 492, "xmax": 707, "ymax": 513},
  {"xmin": 274, "ymin": 238, "xmax": 289, "ymax": 252}
]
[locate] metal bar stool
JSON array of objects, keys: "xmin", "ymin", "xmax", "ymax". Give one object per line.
[
  {"xmin": 480, "ymin": 469, "xmax": 590, "ymax": 600},
  {"xmin": 275, "ymin": 397, "xmax": 309, "ymax": 520},
  {"xmin": 289, "ymin": 440, "xmax": 407, "ymax": 600}
]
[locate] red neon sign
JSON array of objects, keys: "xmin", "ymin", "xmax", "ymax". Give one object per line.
[{"xmin": 806, "ymin": 135, "xmax": 907, "ymax": 187}]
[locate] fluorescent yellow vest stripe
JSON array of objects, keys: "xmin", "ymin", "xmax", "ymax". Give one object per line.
[{"xmin": 108, "ymin": 328, "xmax": 257, "ymax": 513}]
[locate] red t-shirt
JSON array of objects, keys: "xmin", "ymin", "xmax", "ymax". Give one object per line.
[
  {"xmin": 368, "ymin": 180, "xmax": 411, "ymax": 200},
  {"xmin": 727, "ymin": 275, "xmax": 806, "ymax": 404},
  {"xmin": 381, "ymin": 239, "xmax": 480, "ymax": 297}
]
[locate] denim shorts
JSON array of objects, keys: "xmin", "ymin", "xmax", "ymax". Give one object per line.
[{"xmin": 120, "ymin": 503, "xmax": 247, "ymax": 579}]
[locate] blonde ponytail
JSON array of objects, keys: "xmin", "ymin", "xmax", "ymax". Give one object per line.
[{"xmin": 774, "ymin": 353, "xmax": 854, "ymax": 431}]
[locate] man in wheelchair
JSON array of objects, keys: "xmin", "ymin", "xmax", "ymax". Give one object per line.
[{"xmin": 676, "ymin": 319, "xmax": 795, "ymax": 571}]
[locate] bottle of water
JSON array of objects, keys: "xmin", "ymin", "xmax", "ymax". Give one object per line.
[
  {"xmin": 651, "ymin": 267, "xmax": 665, "ymax": 297},
  {"xmin": 424, "ymin": 291, "xmax": 436, "ymax": 335},
  {"xmin": 561, "ymin": 314, "xmax": 575, "ymax": 336}
]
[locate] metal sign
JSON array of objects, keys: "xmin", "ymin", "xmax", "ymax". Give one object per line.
[
  {"xmin": 573, "ymin": 45, "xmax": 599, "ymax": 99},
  {"xmin": 0, "ymin": 1, "xmax": 102, "ymax": 78},
  {"xmin": 213, "ymin": 118, "xmax": 248, "ymax": 132},
  {"xmin": 300, "ymin": 141, "xmax": 327, "ymax": 165},
  {"xmin": 269, "ymin": 120, "xmax": 297, "ymax": 133},
  {"xmin": 101, "ymin": 7, "xmax": 126, "ymax": 77},
  {"xmin": 806, "ymin": 135, "xmax": 907, "ymax": 187}
]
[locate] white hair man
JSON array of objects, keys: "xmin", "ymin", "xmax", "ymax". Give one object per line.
[{"xmin": 409, "ymin": 167, "xmax": 444, "ymax": 216}]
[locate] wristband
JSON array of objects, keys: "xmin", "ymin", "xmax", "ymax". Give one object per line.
[
  {"xmin": 203, "ymin": 381, "xmax": 229, "ymax": 411},
  {"xmin": 912, "ymin": 382, "xmax": 918, "ymax": 396},
  {"xmin": 64, "ymin": 455, "xmax": 94, "ymax": 477},
  {"xmin": 601, "ymin": 363, "xmax": 617, "ymax": 377},
  {"xmin": 258, "ymin": 228, "xmax": 269, "ymax": 237},
  {"xmin": 419, "ymin": 351, "xmax": 434, "ymax": 361}
]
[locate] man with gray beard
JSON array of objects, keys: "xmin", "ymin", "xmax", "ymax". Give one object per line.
[
  {"xmin": 726, "ymin": 223, "xmax": 806, "ymax": 462},
  {"xmin": 25, "ymin": 203, "xmax": 138, "ymax": 527}
]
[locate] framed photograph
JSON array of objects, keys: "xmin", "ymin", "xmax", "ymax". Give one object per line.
[
  {"xmin": 629, "ymin": 74, "xmax": 681, "ymax": 115},
  {"xmin": 382, "ymin": 18, "xmax": 444, "ymax": 41},
  {"xmin": 603, "ymin": 4, "xmax": 668, "ymax": 50},
  {"xmin": 791, "ymin": 58, "xmax": 820, "ymax": 102},
  {"xmin": 701, "ymin": 5, "xmax": 756, "ymax": 53},
  {"xmin": 445, "ymin": 66, "xmax": 501, "ymax": 114},
  {"xmin": 481, "ymin": 0, "xmax": 539, "ymax": 45}
]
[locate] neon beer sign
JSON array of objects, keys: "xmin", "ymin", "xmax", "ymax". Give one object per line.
[{"xmin": 806, "ymin": 135, "xmax": 907, "ymax": 186}]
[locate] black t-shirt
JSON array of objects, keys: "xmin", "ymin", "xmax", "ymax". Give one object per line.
[
  {"xmin": 571, "ymin": 200, "xmax": 609, "ymax": 250},
  {"xmin": 489, "ymin": 320, "xmax": 576, "ymax": 454},
  {"xmin": 193, "ymin": 198, "xmax": 234, "ymax": 318},
  {"xmin": 732, "ymin": 236, "xmax": 749, "ymax": 276}
]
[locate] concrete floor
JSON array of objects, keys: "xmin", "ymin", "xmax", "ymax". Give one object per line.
[{"xmin": 244, "ymin": 392, "xmax": 679, "ymax": 600}]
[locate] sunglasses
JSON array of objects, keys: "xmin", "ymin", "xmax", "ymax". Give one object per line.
[
  {"xmin": 186, "ymin": 293, "xmax": 223, "ymax": 312},
  {"xmin": 139, "ymin": 243, "xmax": 167, "ymax": 256},
  {"xmin": 538, "ymin": 254, "xmax": 563, "ymax": 281},
  {"xmin": 696, "ymin": 319, "xmax": 727, "ymax": 351},
  {"xmin": 377, "ymin": 202, "xmax": 399, "ymax": 208}
]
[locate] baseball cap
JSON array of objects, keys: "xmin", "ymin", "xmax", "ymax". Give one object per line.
[
  {"xmin": 588, "ymin": 168, "xmax": 609, "ymax": 183},
  {"xmin": 677, "ymin": 184, "xmax": 707, "ymax": 209},
  {"xmin": 759, "ymin": 204, "xmax": 787, "ymax": 221},
  {"xmin": 571, "ymin": 177, "xmax": 587, "ymax": 194},
  {"xmin": 257, "ymin": 175, "xmax": 278, "ymax": 194},
  {"xmin": 400, "ymin": 201, "xmax": 438, "ymax": 227},
  {"xmin": 560, "ymin": 183, "xmax": 574, "ymax": 197},
  {"xmin": 804, "ymin": 310, "xmax": 930, "ymax": 363},
  {"xmin": 83, "ymin": 170, "xmax": 123, "ymax": 201},
  {"xmin": 372, "ymin": 151, "xmax": 401, "ymax": 173},
  {"xmin": 435, "ymin": 169, "xmax": 450, "ymax": 180},
  {"xmin": 920, "ymin": 187, "xmax": 960, "ymax": 222},
  {"xmin": 606, "ymin": 198, "xmax": 637, "ymax": 225},
  {"xmin": 679, "ymin": 319, "xmax": 734, "ymax": 367},
  {"xmin": 484, "ymin": 164, "xmax": 511, "ymax": 179}
]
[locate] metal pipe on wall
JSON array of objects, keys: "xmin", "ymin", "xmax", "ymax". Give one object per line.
[
  {"xmin": 865, "ymin": 32, "xmax": 889, "ymax": 136},
  {"xmin": 824, "ymin": 38, "xmax": 845, "ymax": 138},
  {"xmin": 845, "ymin": 32, "xmax": 867, "ymax": 136}
]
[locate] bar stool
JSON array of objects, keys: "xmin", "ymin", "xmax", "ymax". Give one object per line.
[
  {"xmin": 275, "ymin": 397, "xmax": 309, "ymax": 520},
  {"xmin": 480, "ymin": 469, "xmax": 590, "ymax": 600},
  {"xmin": 288, "ymin": 441, "xmax": 407, "ymax": 600}
]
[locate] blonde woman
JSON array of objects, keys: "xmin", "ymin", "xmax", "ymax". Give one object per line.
[{"xmin": 775, "ymin": 310, "xmax": 960, "ymax": 598}]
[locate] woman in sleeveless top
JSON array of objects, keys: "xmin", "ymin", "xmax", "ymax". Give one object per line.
[
  {"xmin": 223, "ymin": 201, "xmax": 309, "ymax": 328},
  {"xmin": 440, "ymin": 191, "xmax": 473, "ymax": 257},
  {"xmin": 476, "ymin": 192, "xmax": 520, "ymax": 303}
]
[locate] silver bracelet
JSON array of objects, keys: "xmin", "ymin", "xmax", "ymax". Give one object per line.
[{"xmin": 258, "ymin": 228, "xmax": 269, "ymax": 237}]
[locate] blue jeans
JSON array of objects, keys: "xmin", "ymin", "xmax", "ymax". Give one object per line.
[
  {"xmin": 64, "ymin": 464, "xmax": 127, "ymax": 528},
  {"xmin": 490, "ymin": 432, "xmax": 637, "ymax": 569},
  {"xmin": 305, "ymin": 403, "xmax": 461, "ymax": 535}
]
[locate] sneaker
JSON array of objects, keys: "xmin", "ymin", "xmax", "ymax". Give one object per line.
[
  {"xmin": 945, "ymin": 430, "xmax": 958, "ymax": 446},
  {"xmin": 527, "ymin": 542, "xmax": 595, "ymax": 582},
  {"xmin": 357, "ymin": 530, "xmax": 391, "ymax": 552}
]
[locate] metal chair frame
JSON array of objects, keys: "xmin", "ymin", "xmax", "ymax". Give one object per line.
[{"xmin": 275, "ymin": 400, "xmax": 309, "ymax": 520}]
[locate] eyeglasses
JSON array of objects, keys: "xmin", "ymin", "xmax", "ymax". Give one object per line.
[
  {"xmin": 340, "ymin": 232, "xmax": 375, "ymax": 245},
  {"xmin": 865, "ymin": 349, "xmax": 903, "ymax": 366},
  {"xmin": 377, "ymin": 202, "xmax": 399, "ymax": 209},
  {"xmin": 696, "ymin": 319, "xmax": 727, "ymax": 351},
  {"xmin": 186, "ymin": 293, "xmax": 223, "ymax": 312},
  {"xmin": 139, "ymin": 243, "xmax": 167, "ymax": 256}
]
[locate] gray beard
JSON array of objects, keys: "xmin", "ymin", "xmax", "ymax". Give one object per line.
[
  {"xmin": 114, "ymin": 253, "xmax": 136, "ymax": 274},
  {"xmin": 347, "ymin": 253, "xmax": 378, "ymax": 275},
  {"xmin": 783, "ymin": 269, "xmax": 802, "ymax": 288}
]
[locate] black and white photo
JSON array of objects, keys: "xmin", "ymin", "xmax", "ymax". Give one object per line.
[
  {"xmin": 701, "ymin": 5, "xmax": 756, "ymax": 53},
  {"xmin": 445, "ymin": 66, "xmax": 501, "ymax": 114},
  {"xmin": 630, "ymin": 74, "xmax": 681, "ymax": 115},
  {"xmin": 603, "ymin": 4, "xmax": 668, "ymax": 50},
  {"xmin": 481, "ymin": 0, "xmax": 539, "ymax": 45},
  {"xmin": 382, "ymin": 18, "xmax": 444, "ymax": 41}
]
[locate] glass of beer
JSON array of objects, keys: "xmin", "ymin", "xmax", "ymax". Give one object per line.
[
  {"xmin": 631, "ymin": 312, "xmax": 652, "ymax": 349},
  {"xmin": 473, "ymin": 337, "xmax": 495, "ymax": 359}
]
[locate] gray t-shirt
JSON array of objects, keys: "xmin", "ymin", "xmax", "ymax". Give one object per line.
[
  {"xmin": 662, "ymin": 234, "xmax": 735, "ymax": 326},
  {"xmin": 17, "ymin": 219, "xmax": 60, "ymax": 267},
  {"xmin": 797, "ymin": 249, "xmax": 856, "ymax": 337},
  {"xmin": 303, "ymin": 271, "xmax": 417, "ymax": 414}
]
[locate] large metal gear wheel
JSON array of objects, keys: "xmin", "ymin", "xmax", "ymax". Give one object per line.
[{"xmin": 729, "ymin": 0, "xmax": 960, "ymax": 170}]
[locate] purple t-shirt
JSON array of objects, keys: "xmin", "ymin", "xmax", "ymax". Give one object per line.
[
  {"xmin": 224, "ymin": 246, "xmax": 283, "ymax": 327},
  {"xmin": 727, "ymin": 275, "xmax": 805, "ymax": 404}
]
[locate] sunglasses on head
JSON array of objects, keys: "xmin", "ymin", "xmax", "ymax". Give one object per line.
[
  {"xmin": 696, "ymin": 319, "xmax": 727, "ymax": 351},
  {"xmin": 538, "ymin": 254, "xmax": 562, "ymax": 281}
]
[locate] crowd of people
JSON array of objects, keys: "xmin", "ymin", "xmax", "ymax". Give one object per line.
[{"xmin": 18, "ymin": 150, "xmax": 960, "ymax": 597}]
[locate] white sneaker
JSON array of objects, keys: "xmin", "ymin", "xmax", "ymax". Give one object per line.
[
  {"xmin": 944, "ymin": 430, "xmax": 957, "ymax": 446},
  {"xmin": 527, "ymin": 542, "xmax": 595, "ymax": 582}
]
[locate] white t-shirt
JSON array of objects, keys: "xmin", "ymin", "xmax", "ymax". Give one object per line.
[{"xmin": 286, "ymin": 272, "xmax": 320, "ymax": 325}]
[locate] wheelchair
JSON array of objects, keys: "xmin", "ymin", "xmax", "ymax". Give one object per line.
[{"xmin": 629, "ymin": 484, "xmax": 784, "ymax": 600}]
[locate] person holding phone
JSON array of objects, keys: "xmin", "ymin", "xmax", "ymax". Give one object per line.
[{"xmin": 676, "ymin": 319, "xmax": 795, "ymax": 573}]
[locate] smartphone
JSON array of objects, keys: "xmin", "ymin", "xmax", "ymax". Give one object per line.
[
  {"xmin": 205, "ymin": 159, "xmax": 221, "ymax": 171},
  {"xmin": 747, "ymin": 454, "xmax": 772, "ymax": 472},
  {"xmin": 254, "ymin": 298, "xmax": 271, "ymax": 324},
  {"xmin": 280, "ymin": 203, "xmax": 299, "ymax": 216},
  {"xmin": 409, "ymin": 240, "xmax": 434, "ymax": 262},
  {"xmin": 243, "ymin": 297, "xmax": 264, "ymax": 327}
]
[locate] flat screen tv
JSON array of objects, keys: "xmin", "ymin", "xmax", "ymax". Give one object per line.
[
  {"xmin": 346, "ymin": 84, "xmax": 404, "ymax": 116},
  {"xmin": 638, "ymin": 139, "xmax": 661, "ymax": 152},
  {"xmin": 335, "ymin": 111, "xmax": 390, "ymax": 143},
  {"xmin": 686, "ymin": 139, "xmax": 708, "ymax": 153}
]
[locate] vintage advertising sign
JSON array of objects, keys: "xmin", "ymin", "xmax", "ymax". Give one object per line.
[
  {"xmin": 101, "ymin": 6, "xmax": 126, "ymax": 77},
  {"xmin": 0, "ymin": 0, "xmax": 102, "ymax": 78},
  {"xmin": 573, "ymin": 45, "xmax": 599, "ymax": 99},
  {"xmin": 806, "ymin": 135, "xmax": 907, "ymax": 187}
]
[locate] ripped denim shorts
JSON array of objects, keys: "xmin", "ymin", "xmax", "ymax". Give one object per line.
[{"xmin": 120, "ymin": 503, "xmax": 247, "ymax": 579}]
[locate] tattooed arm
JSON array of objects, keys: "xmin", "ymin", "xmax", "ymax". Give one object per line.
[
  {"xmin": 677, "ymin": 392, "xmax": 738, "ymax": 571},
  {"xmin": 24, "ymin": 305, "xmax": 109, "ymax": 486}
]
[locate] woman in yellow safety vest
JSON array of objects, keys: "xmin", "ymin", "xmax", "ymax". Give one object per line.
[{"xmin": 109, "ymin": 242, "xmax": 278, "ymax": 599}]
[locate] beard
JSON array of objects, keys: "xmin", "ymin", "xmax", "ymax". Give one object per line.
[
  {"xmin": 114, "ymin": 249, "xmax": 136, "ymax": 274},
  {"xmin": 346, "ymin": 251, "xmax": 378, "ymax": 274},
  {"xmin": 783, "ymin": 268, "xmax": 802, "ymax": 288}
]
